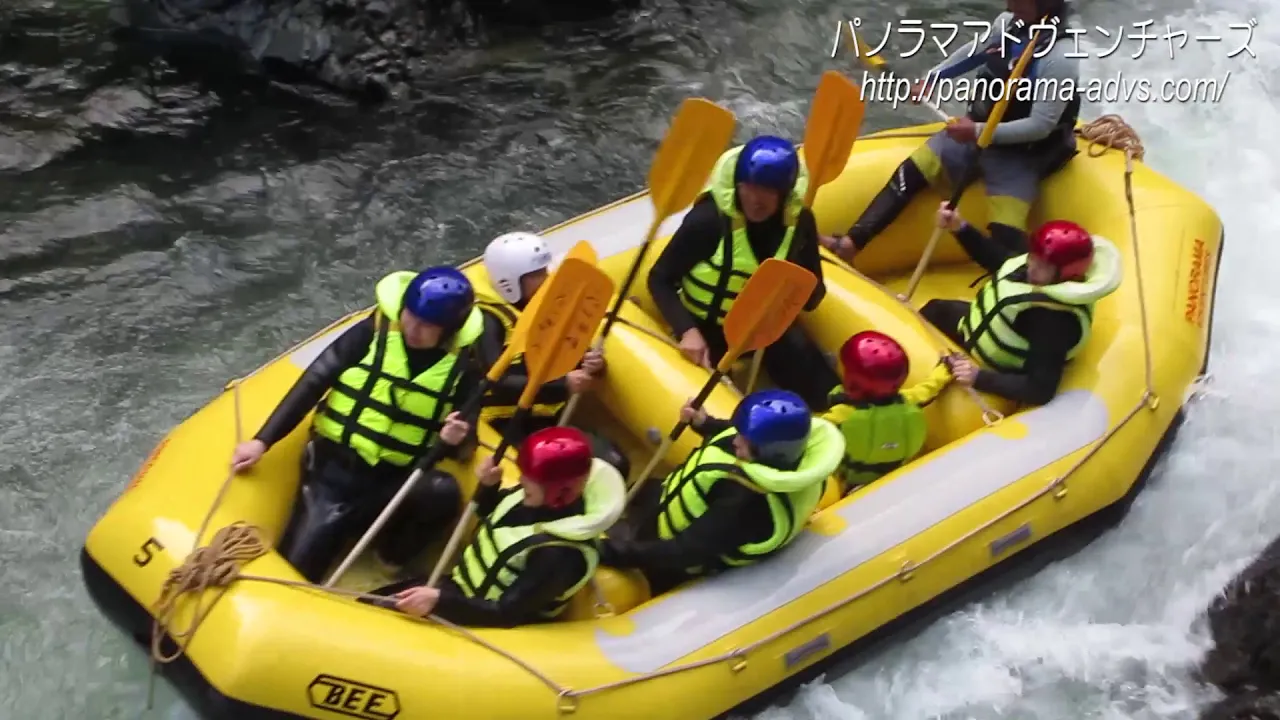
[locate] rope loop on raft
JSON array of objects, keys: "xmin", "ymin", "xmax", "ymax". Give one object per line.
[
  {"xmin": 150, "ymin": 522, "xmax": 269, "ymax": 664},
  {"xmin": 1075, "ymin": 114, "xmax": 1145, "ymax": 161}
]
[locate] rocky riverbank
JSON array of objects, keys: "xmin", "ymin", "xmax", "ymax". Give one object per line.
[
  {"xmin": 1197, "ymin": 534, "xmax": 1280, "ymax": 719},
  {"xmin": 109, "ymin": 0, "xmax": 636, "ymax": 101}
]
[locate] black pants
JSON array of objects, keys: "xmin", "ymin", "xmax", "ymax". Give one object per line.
[
  {"xmin": 699, "ymin": 319, "xmax": 838, "ymax": 409},
  {"xmin": 604, "ymin": 478, "xmax": 708, "ymax": 596},
  {"xmin": 919, "ymin": 299, "xmax": 968, "ymax": 347},
  {"xmin": 490, "ymin": 415, "xmax": 632, "ymax": 480},
  {"xmin": 277, "ymin": 438, "xmax": 462, "ymax": 583}
]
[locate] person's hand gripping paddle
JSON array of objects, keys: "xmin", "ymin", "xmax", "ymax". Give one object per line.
[
  {"xmin": 627, "ymin": 258, "xmax": 818, "ymax": 503},
  {"xmin": 322, "ymin": 242, "xmax": 601, "ymax": 587},
  {"xmin": 901, "ymin": 23, "xmax": 1046, "ymax": 302},
  {"xmin": 556, "ymin": 97, "xmax": 736, "ymax": 426},
  {"xmin": 422, "ymin": 256, "xmax": 615, "ymax": 589},
  {"xmin": 745, "ymin": 70, "xmax": 865, "ymax": 393}
]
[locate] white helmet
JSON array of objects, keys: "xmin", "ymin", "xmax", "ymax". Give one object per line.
[{"xmin": 484, "ymin": 231, "xmax": 554, "ymax": 303}]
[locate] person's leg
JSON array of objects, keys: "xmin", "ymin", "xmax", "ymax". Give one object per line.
[
  {"xmin": 978, "ymin": 147, "xmax": 1048, "ymax": 254},
  {"xmin": 761, "ymin": 324, "xmax": 841, "ymax": 409},
  {"xmin": 373, "ymin": 468, "xmax": 463, "ymax": 567},
  {"xmin": 919, "ymin": 299, "xmax": 970, "ymax": 346},
  {"xmin": 276, "ymin": 441, "xmax": 368, "ymax": 583},
  {"xmin": 847, "ymin": 132, "xmax": 977, "ymax": 247}
]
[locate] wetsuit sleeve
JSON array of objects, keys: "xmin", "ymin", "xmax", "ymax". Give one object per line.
[
  {"xmin": 952, "ymin": 222, "xmax": 1013, "ymax": 274},
  {"xmin": 472, "ymin": 483, "xmax": 506, "ymax": 517},
  {"xmin": 253, "ymin": 316, "xmax": 375, "ymax": 447},
  {"xmin": 603, "ymin": 482, "xmax": 758, "ymax": 572},
  {"xmin": 793, "ymin": 208, "xmax": 826, "ymax": 311},
  {"xmin": 647, "ymin": 195, "xmax": 723, "ymax": 338},
  {"xmin": 691, "ymin": 416, "xmax": 733, "ymax": 439},
  {"xmin": 900, "ymin": 362, "xmax": 954, "ymax": 407},
  {"xmin": 477, "ymin": 313, "xmax": 571, "ymax": 409},
  {"xmin": 976, "ymin": 48, "xmax": 1077, "ymax": 145},
  {"xmin": 972, "ymin": 308, "xmax": 1080, "ymax": 405},
  {"xmin": 433, "ymin": 546, "xmax": 588, "ymax": 628}
]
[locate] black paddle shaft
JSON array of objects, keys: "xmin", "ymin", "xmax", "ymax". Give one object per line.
[{"xmin": 597, "ymin": 239, "xmax": 652, "ymax": 341}]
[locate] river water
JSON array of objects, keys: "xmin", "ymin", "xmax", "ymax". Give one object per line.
[{"xmin": 1, "ymin": 0, "xmax": 1275, "ymax": 717}]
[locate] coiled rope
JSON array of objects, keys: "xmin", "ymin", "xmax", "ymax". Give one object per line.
[{"xmin": 146, "ymin": 112, "xmax": 1158, "ymax": 716}]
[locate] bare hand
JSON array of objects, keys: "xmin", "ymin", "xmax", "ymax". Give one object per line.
[
  {"xmin": 820, "ymin": 234, "xmax": 856, "ymax": 261},
  {"xmin": 936, "ymin": 201, "xmax": 963, "ymax": 231},
  {"xmin": 393, "ymin": 585, "xmax": 440, "ymax": 618},
  {"xmin": 679, "ymin": 328, "xmax": 710, "ymax": 369},
  {"xmin": 566, "ymin": 369, "xmax": 597, "ymax": 394},
  {"xmin": 679, "ymin": 399, "xmax": 708, "ymax": 427},
  {"xmin": 945, "ymin": 354, "xmax": 979, "ymax": 386},
  {"xmin": 476, "ymin": 456, "xmax": 503, "ymax": 487},
  {"xmin": 944, "ymin": 116, "xmax": 978, "ymax": 143},
  {"xmin": 440, "ymin": 411, "xmax": 470, "ymax": 446},
  {"xmin": 231, "ymin": 439, "xmax": 267, "ymax": 473},
  {"xmin": 581, "ymin": 348, "xmax": 606, "ymax": 376}
]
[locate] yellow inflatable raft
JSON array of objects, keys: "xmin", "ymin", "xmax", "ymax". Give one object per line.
[{"xmin": 81, "ymin": 117, "xmax": 1222, "ymax": 720}]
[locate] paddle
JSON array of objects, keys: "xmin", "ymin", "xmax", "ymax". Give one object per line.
[
  {"xmin": 626, "ymin": 258, "xmax": 818, "ymax": 503},
  {"xmin": 322, "ymin": 243, "xmax": 597, "ymax": 586},
  {"xmin": 843, "ymin": 22, "xmax": 949, "ymax": 121},
  {"xmin": 556, "ymin": 97, "xmax": 737, "ymax": 426},
  {"xmin": 745, "ymin": 70, "xmax": 865, "ymax": 393},
  {"xmin": 901, "ymin": 23, "xmax": 1046, "ymax": 302},
  {"xmin": 424, "ymin": 257, "xmax": 615, "ymax": 589}
]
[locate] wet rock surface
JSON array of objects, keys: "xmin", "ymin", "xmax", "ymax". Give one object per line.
[
  {"xmin": 1198, "ymin": 534, "xmax": 1280, "ymax": 719},
  {"xmin": 109, "ymin": 0, "xmax": 636, "ymax": 101}
]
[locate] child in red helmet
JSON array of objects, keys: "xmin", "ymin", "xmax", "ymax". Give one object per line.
[
  {"xmin": 380, "ymin": 427, "xmax": 625, "ymax": 627},
  {"xmin": 822, "ymin": 331, "xmax": 966, "ymax": 493},
  {"xmin": 921, "ymin": 202, "xmax": 1121, "ymax": 406}
]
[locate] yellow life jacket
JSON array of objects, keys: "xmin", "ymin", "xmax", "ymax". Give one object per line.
[
  {"xmin": 657, "ymin": 419, "xmax": 842, "ymax": 570},
  {"xmin": 472, "ymin": 284, "xmax": 568, "ymax": 421},
  {"xmin": 678, "ymin": 145, "xmax": 809, "ymax": 326},
  {"xmin": 450, "ymin": 459, "xmax": 625, "ymax": 619},
  {"xmin": 311, "ymin": 271, "xmax": 483, "ymax": 467},
  {"xmin": 958, "ymin": 237, "xmax": 1122, "ymax": 373}
]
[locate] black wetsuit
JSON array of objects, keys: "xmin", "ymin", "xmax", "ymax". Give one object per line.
[
  {"xmin": 920, "ymin": 223, "xmax": 1082, "ymax": 406},
  {"xmin": 647, "ymin": 194, "xmax": 839, "ymax": 408},
  {"xmin": 474, "ymin": 310, "xmax": 630, "ymax": 478},
  {"xmin": 600, "ymin": 416, "xmax": 783, "ymax": 594},
  {"xmin": 253, "ymin": 315, "xmax": 480, "ymax": 582},
  {"xmin": 369, "ymin": 483, "xmax": 590, "ymax": 628}
]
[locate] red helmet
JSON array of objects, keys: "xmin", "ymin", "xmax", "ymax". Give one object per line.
[
  {"xmin": 1030, "ymin": 220, "xmax": 1093, "ymax": 280},
  {"xmin": 839, "ymin": 331, "xmax": 909, "ymax": 400},
  {"xmin": 516, "ymin": 427, "xmax": 593, "ymax": 509}
]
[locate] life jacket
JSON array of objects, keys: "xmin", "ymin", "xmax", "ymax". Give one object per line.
[
  {"xmin": 472, "ymin": 284, "xmax": 567, "ymax": 422},
  {"xmin": 966, "ymin": 21, "xmax": 1081, "ymax": 155},
  {"xmin": 679, "ymin": 145, "xmax": 809, "ymax": 326},
  {"xmin": 824, "ymin": 390, "xmax": 927, "ymax": 491},
  {"xmin": 450, "ymin": 459, "xmax": 625, "ymax": 620},
  {"xmin": 656, "ymin": 419, "xmax": 842, "ymax": 570},
  {"xmin": 958, "ymin": 236, "xmax": 1122, "ymax": 373},
  {"xmin": 311, "ymin": 271, "xmax": 484, "ymax": 467}
]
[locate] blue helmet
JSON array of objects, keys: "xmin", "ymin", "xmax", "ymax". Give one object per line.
[
  {"xmin": 732, "ymin": 389, "xmax": 811, "ymax": 467},
  {"xmin": 734, "ymin": 135, "xmax": 800, "ymax": 193},
  {"xmin": 402, "ymin": 266, "xmax": 474, "ymax": 328}
]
